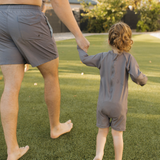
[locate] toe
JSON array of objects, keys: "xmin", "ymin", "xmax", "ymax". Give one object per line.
[
  {"xmin": 25, "ymin": 146, "xmax": 29, "ymax": 150},
  {"xmin": 66, "ymin": 120, "xmax": 71, "ymax": 124},
  {"xmin": 21, "ymin": 145, "xmax": 29, "ymax": 153},
  {"xmin": 70, "ymin": 123, "xmax": 73, "ymax": 129}
]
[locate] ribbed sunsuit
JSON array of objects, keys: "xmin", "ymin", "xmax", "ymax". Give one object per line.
[{"xmin": 77, "ymin": 46, "xmax": 148, "ymax": 131}]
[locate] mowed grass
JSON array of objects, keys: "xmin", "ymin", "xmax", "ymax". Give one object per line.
[{"xmin": 0, "ymin": 34, "xmax": 160, "ymax": 160}]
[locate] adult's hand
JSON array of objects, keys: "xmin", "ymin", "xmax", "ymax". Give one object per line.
[{"xmin": 76, "ymin": 35, "xmax": 90, "ymax": 53}]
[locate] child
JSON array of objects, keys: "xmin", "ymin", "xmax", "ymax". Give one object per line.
[{"xmin": 77, "ymin": 22, "xmax": 148, "ymax": 160}]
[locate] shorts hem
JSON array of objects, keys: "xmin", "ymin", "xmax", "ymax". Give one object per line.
[
  {"xmin": 31, "ymin": 55, "xmax": 59, "ymax": 67},
  {"xmin": 111, "ymin": 126, "xmax": 126, "ymax": 132},
  {"xmin": 0, "ymin": 62, "xmax": 26, "ymax": 65},
  {"xmin": 96, "ymin": 124, "xmax": 110, "ymax": 129}
]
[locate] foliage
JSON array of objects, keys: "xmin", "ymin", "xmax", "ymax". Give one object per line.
[
  {"xmin": 80, "ymin": 0, "xmax": 160, "ymax": 32},
  {"xmin": 136, "ymin": 0, "xmax": 160, "ymax": 32},
  {"xmin": 80, "ymin": 0, "xmax": 130, "ymax": 33}
]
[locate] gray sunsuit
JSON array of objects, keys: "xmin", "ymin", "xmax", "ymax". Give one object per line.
[
  {"xmin": 0, "ymin": 4, "xmax": 58, "ymax": 67},
  {"xmin": 77, "ymin": 46, "xmax": 148, "ymax": 131}
]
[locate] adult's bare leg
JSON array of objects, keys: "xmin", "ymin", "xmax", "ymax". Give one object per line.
[
  {"xmin": 0, "ymin": 65, "xmax": 29, "ymax": 160},
  {"xmin": 37, "ymin": 58, "xmax": 73, "ymax": 139}
]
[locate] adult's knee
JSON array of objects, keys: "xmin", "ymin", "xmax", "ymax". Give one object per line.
[
  {"xmin": 43, "ymin": 72, "xmax": 59, "ymax": 83},
  {"xmin": 3, "ymin": 85, "xmax": 21, "ymax": 95},
  {"xmin": 4, "ymin": 79, "xmax": 22, "ymax": 92}
]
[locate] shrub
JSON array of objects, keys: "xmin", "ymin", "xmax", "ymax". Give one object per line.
[
  {"xmin": 136, "ymin": 0, "xmax": 160, "ymax": 32},
  {"xmin": 80, "ymin": 0, "xmax": 130, "ymax": 33}
]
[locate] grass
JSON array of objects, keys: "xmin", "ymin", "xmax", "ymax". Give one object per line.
[{"xmin": 0, "ymin": 34, "xmax": 160, "ymax": 160}]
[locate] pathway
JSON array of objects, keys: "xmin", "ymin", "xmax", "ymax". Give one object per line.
[{"xmin": 53, "ymin": 31, "xmax": 160, "ymax": 42}]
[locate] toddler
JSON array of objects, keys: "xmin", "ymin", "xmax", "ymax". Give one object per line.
[{"xmin": 77, "ymin": 22, "xmax": 148, "ymax": 160}]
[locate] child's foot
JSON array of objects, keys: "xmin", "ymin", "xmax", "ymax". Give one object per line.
[
  {"xmin": 7, "ymin": 146, "xmax": 29, "ymax": 160},
  {"xmin": 24, "ymin": 64, "xmax": 29, "ymax": 72},
  {"xmin": 93, "ymin": 156, "xmax": 101, "ymax": 160},
  {"xmin": 50, "ymin": 120, "xmax": 73, "ymax": 139},
  {"xmin": 93, "ymin": 154, "xmax": 103, "ymax": 160}
]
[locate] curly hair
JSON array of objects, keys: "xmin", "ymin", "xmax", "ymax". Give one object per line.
[{"xmin": 109, "ymin": 22, "xmax": 133, "ymax": 53}]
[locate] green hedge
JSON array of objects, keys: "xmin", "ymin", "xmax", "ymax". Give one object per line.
[{"xmin": 136, "ymin": 1, "xmax": 160, "ymax": 32}]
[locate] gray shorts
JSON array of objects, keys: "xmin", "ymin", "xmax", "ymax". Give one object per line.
[
  {"xmin": 0, "ymin": 5, "xmax": 58, "ymax": 67},
  {"xmin": 96, "ymin": 101, "xmax": 127, "ymax": 131}
]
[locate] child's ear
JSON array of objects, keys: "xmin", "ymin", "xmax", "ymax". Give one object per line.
[{"xmin": 108, "ymin": 40, "xmax": 110, "ymax": 45}]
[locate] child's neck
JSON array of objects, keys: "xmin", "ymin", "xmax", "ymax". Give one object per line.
[
  {"xmin": 111, "ymin": 47, "xmax": 121, "ymax": 54},
  {"xmin": 111, "ymin": 46, "xmax": 122, "ymax": 54}
]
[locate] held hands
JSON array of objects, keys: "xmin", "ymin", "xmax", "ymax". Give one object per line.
[{"xmin": 75, "ymin": 35, "xmax": 90, "ymax": 53}]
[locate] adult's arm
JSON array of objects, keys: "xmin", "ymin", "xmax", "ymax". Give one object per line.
[
  {"xmin": 50, "ymin": 0, "xmax": 90, "ymax": 52},
  {"xmin": 41, "ymin": 2, "xmax": 46, "ymax": 13}
]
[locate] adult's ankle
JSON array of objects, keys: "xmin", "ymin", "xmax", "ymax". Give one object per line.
[{"xmin": 7, "ymin": 145, "xmax": 19, "ymax": 155}]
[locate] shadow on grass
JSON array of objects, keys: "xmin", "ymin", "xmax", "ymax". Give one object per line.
[
  {"xmin": 0, "ymin": 71, "xmax": 159, "ymax": 159},
  {"xmin": 147, "ymin": 76, "xmax": 160, "ymax": 83},
  {"xmin": 59, "ymin": 66, "xmax": 100, "ymax": 76},
  {"xmin": 0, "ymin": 34, "xmax": 160, "ymax": 159}
]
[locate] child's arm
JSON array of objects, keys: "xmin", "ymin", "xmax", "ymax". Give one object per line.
[
  {"xmin": 127, "ymin": 55, "xmax": 148, "ymax": 86},
  {"xmin": 77, "ymin": 46, "xmax": 103, "ymax": 69}
]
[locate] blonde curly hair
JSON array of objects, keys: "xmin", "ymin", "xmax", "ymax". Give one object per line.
[{"xmin": 109, "ymin": 22, "xmax": 133, "ymax": 53}]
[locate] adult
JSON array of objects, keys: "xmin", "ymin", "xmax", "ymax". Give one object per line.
[{"xmin": 0, "ymin": 0, "xmax": 90, "ymax": 160}]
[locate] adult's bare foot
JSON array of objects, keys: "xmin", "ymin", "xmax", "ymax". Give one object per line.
[
  {"xmin": 7, "ymin": 146, "xmax": 29, "ymax": 160},
  {"xmin": 51, "ymin": 120, "xmax": 73, "ymax": 139}
]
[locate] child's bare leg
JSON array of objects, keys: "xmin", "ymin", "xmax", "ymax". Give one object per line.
[
  {"xmin": 24, "ymin": 64, "xmax": 29, "ymax": 72},
  {"xmin": 93, "ymin": 128, "xmax": 109, "ymax": 160},
  {"xmin": 111, "ymin": 129, "xmax": 123, "ymax": 160}
]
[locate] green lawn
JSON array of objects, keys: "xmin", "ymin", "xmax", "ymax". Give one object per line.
[{"xmin": 0, "ymin": 34, "xmax": 160, "ymax": 160}]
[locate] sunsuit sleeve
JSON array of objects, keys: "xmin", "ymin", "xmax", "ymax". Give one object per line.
[
  {"xmin": 77, "ymin": 46, "xmax": 103, "ymax": 69},
  {"xmin": 127, "ymin": 54, "xmax": 148, "ymax": 86}
]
